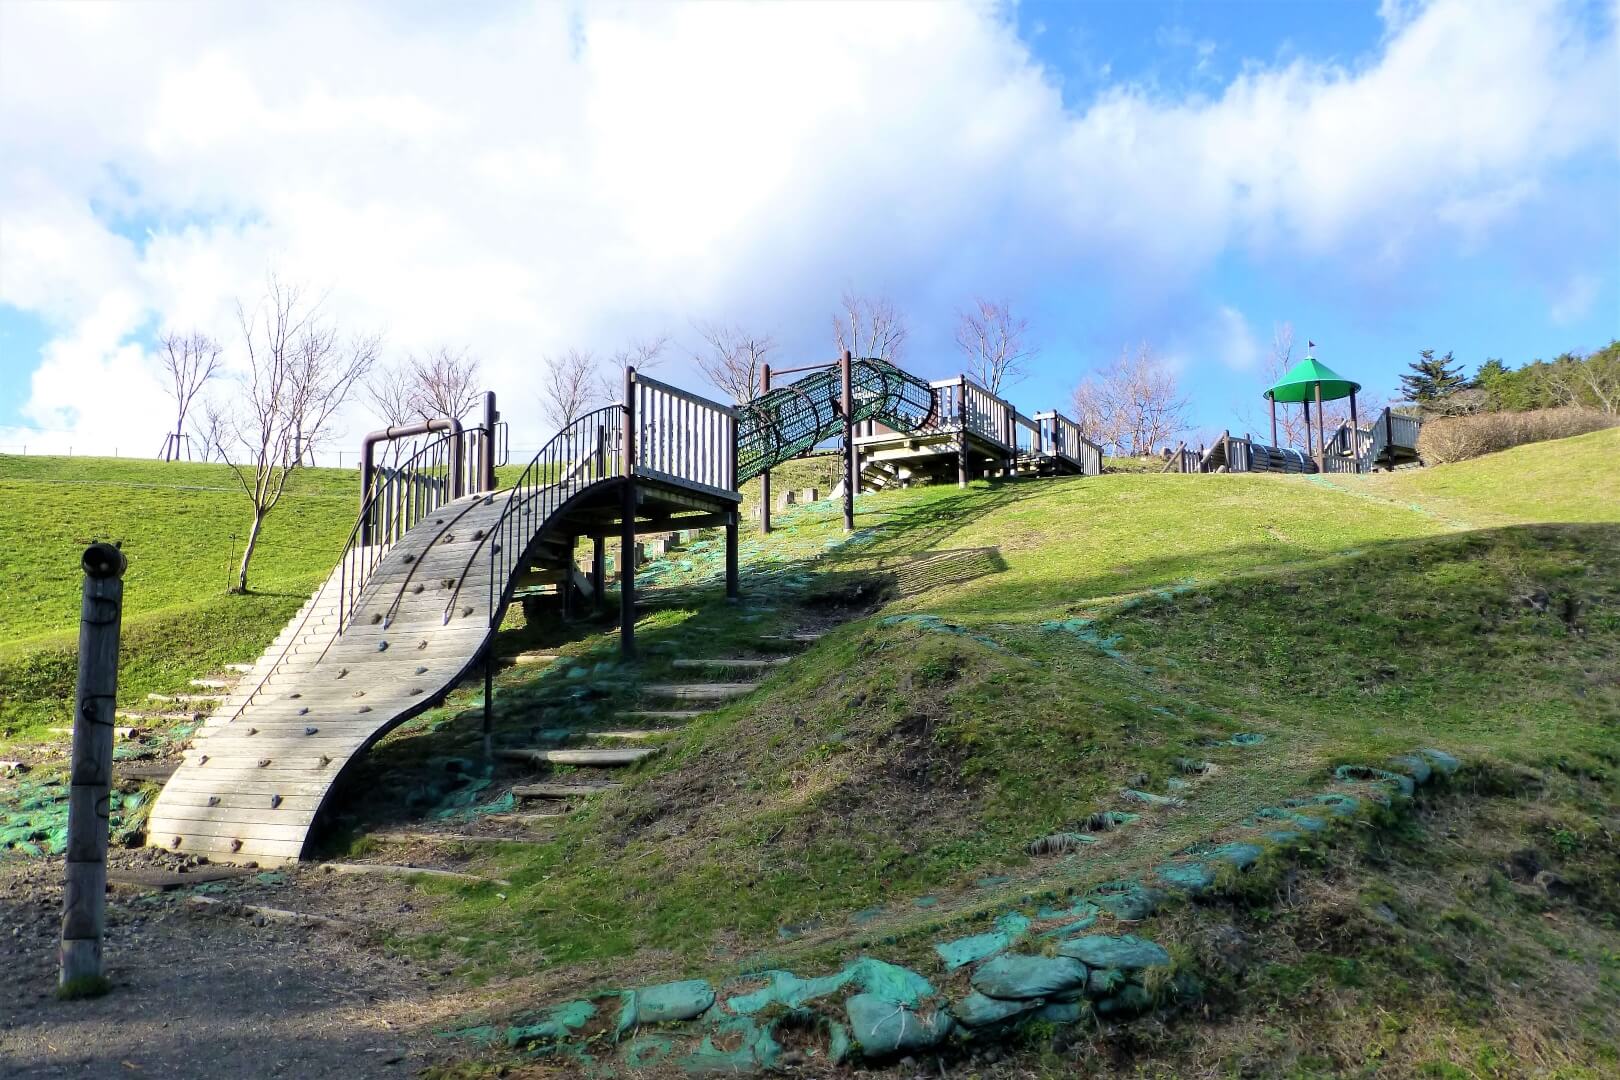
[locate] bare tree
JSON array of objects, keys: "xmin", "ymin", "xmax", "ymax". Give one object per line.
[
  {"xmin": 955, "ymin": 299, "xmax": 1036, "ymax": 394},
  {"xmin": 693, "ymin": 322, "xmax": 775, "ymax": 404},
  {"xmin": 188, "ymin": 395, "xmax": 231, "ymax": 463},
  {"xmin": 1071, "ymin": 343, "xmax": 1190, "ymax": 456},
  {"xmin": 408, "ymin": 347, "xmax": 481, "ymax": 421},
  {"xmin": 832, "ymin": 290, "xmax": 906, "ymax": 362},
  {"xmin": 157, "ymin": 330, "xmax": 223, "ymax": 460},
  {"xmin": 365, "ymin": 362, "xmax": 417, "ymax": 429},
  {"xmin": 227, "ymin": 277, "xmax": 375, "ymax": 591},
  {"xmin": 540, "ymin": 349, "xmax": 598, "ymax": 429},
  {"xmin": 597, "ymin": 333, "xmax": 670, "ymax": 405}
]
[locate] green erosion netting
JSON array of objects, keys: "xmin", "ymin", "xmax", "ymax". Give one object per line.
[
  {"xmin": 433, "ymin": 750, "xmax": 1463, "ymax": 1071},
  {"xmin": 2, "ymin": 773, "xmax": 146, "ymax": 857}
]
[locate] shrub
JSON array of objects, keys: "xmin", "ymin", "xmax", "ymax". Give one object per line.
[{"xmin": 1417, "ymin": 408, "xmax": 1616, "ymax": 464}]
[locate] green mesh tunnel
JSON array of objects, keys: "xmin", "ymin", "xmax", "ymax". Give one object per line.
[{"xmin": 736, "ymin": 359, "xmax": 936, "ymax": 483}]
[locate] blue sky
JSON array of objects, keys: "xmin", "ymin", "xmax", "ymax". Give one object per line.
[{"xmin": 1, "ymin": 0, "xmax": 1616, "ymax": 455}]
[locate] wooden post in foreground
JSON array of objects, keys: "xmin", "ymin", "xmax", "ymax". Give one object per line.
[{"xmin": 60, "ymin": 541, "xmax": 126, "ymax": 993}]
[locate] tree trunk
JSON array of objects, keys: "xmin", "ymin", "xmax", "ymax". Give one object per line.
[{"xmin": 237, "ymin": 511, "xmax": 265, "ymax": 593}]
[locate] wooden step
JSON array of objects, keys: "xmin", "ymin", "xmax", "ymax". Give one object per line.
[
  {"xmin": 117, "ymin": 710, "xmax": 202, "ymax": 722},
  {"xmin": 642, "ymin": 682, "xmax": 755, "ymax": 700},
  {"xmin": 497, "ymin": 747, "xmax": 658, "ymax": 767},
  {"xmin": 368, "ymin": 831, "xmax": 551, "ymax": 846},
  {"xmin": 617, "ymin": 710, "xmax": 704, "ymax": 722},
  {"xmin": 189, "ymin": 678, "xmax": 233, "ymax": 690},
  {"xmin": 224, "ymin": 663, "xmax": 256, "ymax": 674},
  {"xmin": 148, "ymin": 693, "xmax": 222, "ymax": 704},
  {"xmin": 670, "ymin": 658, "xmax": 788, "ymax": 671},
  {"xmin": 512, "ymin": 782, "xmax": 620, "ymax": 800},
  {"xmin": 119, "ymin": 763, "xmax": 178, "ymax": 782},
  {"xmin": 319, "ymin": 862, "xmax": 509, "ymax": 886},
  {"xmin": 758, "ymin": 631, "xmax": 825, "ymax": 645},
  {"xmin": 504, "ymin": 651, "xmax": 562, "ymax": 666}
]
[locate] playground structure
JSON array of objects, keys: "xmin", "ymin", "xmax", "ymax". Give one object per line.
[
  {"xmin": 1163, "ymin": 352, "xmax": 1423, "ymax": 475},
  {"xmin": 147, "ymin": 354, "xmax": 1100, "ymax": 863}
]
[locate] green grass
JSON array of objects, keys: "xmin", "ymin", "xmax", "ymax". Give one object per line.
[
  {"xmin": 0, "ymin": 455, "xmax": 355, "ymax": 737},
  {"xmin": 373, "ymin": 430, "xmax": 1616, "ymax": 1016}
]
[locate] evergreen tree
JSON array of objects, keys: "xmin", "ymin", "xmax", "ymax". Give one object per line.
[{"xmin": 1401, "ymin": 349, "xmax": 1466, "ymax": 402}]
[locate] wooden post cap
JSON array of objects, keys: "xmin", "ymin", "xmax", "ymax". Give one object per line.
[{"xmin": 81, "ymin": 543, "xmax": 126, "ymax": 579}]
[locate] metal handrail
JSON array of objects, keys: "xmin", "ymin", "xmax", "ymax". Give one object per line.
[{"xmin": 449, "ymin": 405, "xmax": 628, "ymax": 629}]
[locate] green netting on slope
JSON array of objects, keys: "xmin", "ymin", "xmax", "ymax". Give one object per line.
[{"xmin": 735, "ymin": 358, "xmax": 937, "ymax": 483}]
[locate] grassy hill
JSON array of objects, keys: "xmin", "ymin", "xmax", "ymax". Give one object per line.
[
  {"xmin": 372, "ymin": 429, "xmax": 1616, "ymax": 1075},
  {"xmin": 3, "ymin": 432, "xmax": 1617, "ymax": 1075},
  {"xmin": 0, "ymin": 455, "xmax": 356, "ymax": 737}
]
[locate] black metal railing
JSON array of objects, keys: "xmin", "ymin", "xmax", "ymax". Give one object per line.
[{"xmin": 454, "ymin": 405, "xmax": 627, "ymax": 628}]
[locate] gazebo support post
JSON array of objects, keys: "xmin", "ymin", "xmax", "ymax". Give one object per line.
[
  {"xmin": 758, "ymin": 363, "xmax": 772, "ymax": 535},
  {"xmin": 1269, "ymin": 396, "xmax": 1278, "ymax": 449},
  {"xmin": 1314, "ymin": 382, "xmax": 1326, "ymax": 467},
  {"xmin": 1348, "ymin": 390, "xmax": 1360, "ymax": 472}
]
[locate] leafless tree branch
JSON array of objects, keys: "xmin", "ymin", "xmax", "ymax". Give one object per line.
[
  {"xmin": 540, "ymin": 348, "xmax": 599, "ymax": 429},
  {"xmin": 832, "ymin": 290, "xmax": 907, "ymax": 362},
  {"xmin": 158, "ymin": 330, "xmax": 224, "ymax": 460},
  {"xmin": 1071, "ymin": 343, "xmax": 1190, "ymax": 457},
  {"xmin": 955, "ymin": 298, "xmax": 1036, "ymax": 395},
  {"xmin": 693, "ymin": 322, "xmax": 775, "ymax": 404}
]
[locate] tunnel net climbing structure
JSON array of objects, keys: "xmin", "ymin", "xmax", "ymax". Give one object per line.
[{"xmin": 735, "ymin": 358, "xmax": 937, "ymax": 483}]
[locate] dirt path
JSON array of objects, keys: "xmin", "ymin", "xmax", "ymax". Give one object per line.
[{"xmin": 1, "ymin": 853, "xmax": 478, "ymax": 1079}]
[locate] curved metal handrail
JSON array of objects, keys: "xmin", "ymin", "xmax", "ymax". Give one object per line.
[
  {"xmin": 219, "ymin": 428, "xmax": 479, "ymax": 727},
  {"xmin": 439, "ymin": 404, "xmax": 628, "ymax": 628}
]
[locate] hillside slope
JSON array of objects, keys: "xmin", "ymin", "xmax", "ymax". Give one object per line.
[
  {"xmin": 0, "ymin": 455, "xmax": 356, "ymax": 737},
  {"xmin": 354, "ymin": 432, "xmax": 1618, "ymax": 1074}
]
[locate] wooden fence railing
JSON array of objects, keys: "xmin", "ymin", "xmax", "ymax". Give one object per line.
[
  {"xmin": 631, "ymin": 372, "xmax": 738, "ymax": 497},
  {"xmin": 1034, "ymin": 411, "xmax": 1103, "ymax": 475}
]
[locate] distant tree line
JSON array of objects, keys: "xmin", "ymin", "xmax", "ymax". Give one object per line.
[{"xmin": 1401, "ymin": 340, "xmax": 1619, "ymax": 417}]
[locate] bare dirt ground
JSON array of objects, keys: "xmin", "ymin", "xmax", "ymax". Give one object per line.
[{"xmin": 0, "ymin": 850, "xmax": 482, "ymax": 1079}]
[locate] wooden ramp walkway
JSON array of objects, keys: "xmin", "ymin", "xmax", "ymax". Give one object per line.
[{"xmin": 148, "ymin": 493, "xmax": 506, "ymax": 864}]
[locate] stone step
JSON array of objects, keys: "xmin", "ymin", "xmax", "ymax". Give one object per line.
[
  {"xmin": 189, "ymin": 678, "xmax": 233, "ymax": 690},
  {"xmin": 642, "ymin": 682, "xmax": 755, "ymax": 701},
  {"xmin": 512, "ymin": 782, "xmax": 620, "ymax": 800},
  {"xmin": 497, "ymin": 747, "xmax": 658, "ymax": 767},
  {"xmin": 224, "ymin": 663, "xmax": 256, "ymax": 674},
  {"xmin": 669, "ymin": 658, "xmax": 788, "ymax": 671},
  {"xmin": 318, "ymin": 862, "xmax": 510, "ymax": 886},
  {"xmin": 148, "ymin": 693, "xmax": 223, "ymax": 705}
]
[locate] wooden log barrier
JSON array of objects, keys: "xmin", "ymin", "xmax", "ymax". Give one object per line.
[{"xmin": 60, "ymin": 542, "xmax": 127, "ymax": 993}]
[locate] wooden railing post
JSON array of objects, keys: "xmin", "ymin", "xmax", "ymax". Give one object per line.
[
  {"xmin": 620, "ymin": 367, "xmax": 637, "ymax": 659},
  {"xmin": 840, "ymin": 350, "xmax": 856, "ymax": 532},
  {"xmin": 60, "ymin": 542, "xmax": 126, "ymax": 994},
  {"xmin": 759, "ymin": 363, "xmax": 772, "ymax": 534},
  {"xmin": 956, "ymin": 376, "xmax": 969, "ymax": 488}
]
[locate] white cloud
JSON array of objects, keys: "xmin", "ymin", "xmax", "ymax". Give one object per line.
[
  {"xmin": 1550, "ymin": 272, "xmax": 1601, "ymax": 324},
  {"xmin": 1214, "ymin": 306, "xmax": 1262, "ymax": 371},
  {"xmin": 0, "ymin": 0, "xmax": 1614, "ymax": 457}
]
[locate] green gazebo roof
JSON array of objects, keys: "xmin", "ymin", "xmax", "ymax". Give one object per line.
[{"xmin": 1264, "ymin": 356, "xmax": 1361, "ymax": 404}]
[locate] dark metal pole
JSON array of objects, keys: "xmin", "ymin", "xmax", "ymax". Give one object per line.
[
  {"xmin": 620, "ymin": 366, "xmax": 638, "ymax": 659},
  {"xmin": 481, "ymin": 390, "xmax": 499, "ymax": 492},
  {"xmin": 591, "ymin": 535, "xmax": 606, "ymax": 612},
  {"xmin": 1269, "ymin": 395, "xmax": 1278, "ymax": 448},
  {"xmin": 956, "ymin": 375, "xmax": 969, "ymax": 488},
  {"xmin": 758, "ymin": 363, "xmax": 772, "ymax": 535},
  {"xmin": 1302, "ymin": 400, "xmax": 1311, "ymax": 458},
  {"xmin": 840, "ymin": 350, "xmax": 856, "ymax": 532},
  {"xmin": 725, "ymin": 510, "xmax": 740, "ymax": 601},
  {"xmin": 482, "ymin": 648, "xmax": 494, "ymax": 760},
  {"xmin": 60, "ymin": 542, "xmax": 125, "ymax": 993}
]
